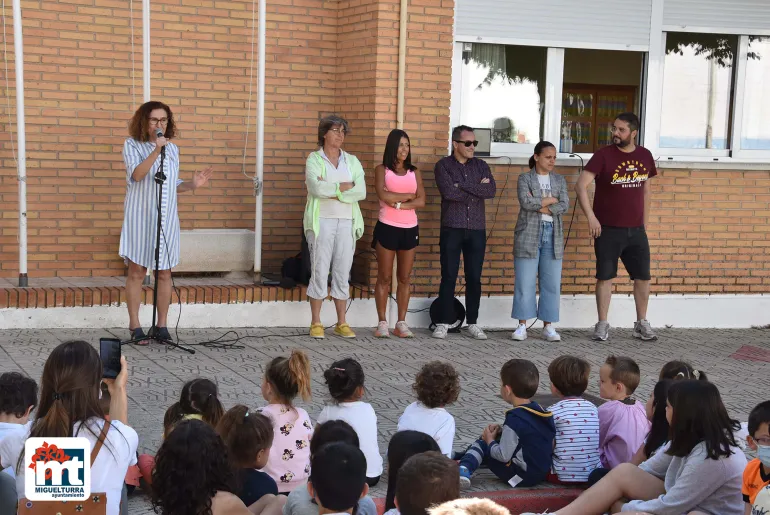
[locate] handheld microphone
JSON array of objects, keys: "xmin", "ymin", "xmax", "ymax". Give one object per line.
[{"xmin": 155, "ymin": 127, "xmax": 165, "ymax": 157}]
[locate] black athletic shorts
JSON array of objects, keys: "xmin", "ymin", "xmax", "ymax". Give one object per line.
[
  {"xmin": 594, "ymin": 226, "xmax": 651, "ymax": 281},
  {"xmin": 371, "ymin": 221, "xmax": 419, "ymax": 251}
]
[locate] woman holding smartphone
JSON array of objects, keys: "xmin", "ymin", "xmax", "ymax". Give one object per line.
[{"xmin": 511, "ymin": 141, "xmax": 569, "ymax": 342}]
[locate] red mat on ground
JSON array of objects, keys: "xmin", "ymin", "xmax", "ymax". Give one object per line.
[
  {"xmin": 730, "ymin": 345, "xmax": 770, "ymax": 363},
  {"xmin": 373, "ymin": 487, "xmax": 582, "ymax": 515}
]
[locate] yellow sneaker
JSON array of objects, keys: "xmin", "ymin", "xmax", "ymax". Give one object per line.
[
  {"xmin": 334, "ymin": 323, "xmax": 356, "ymax": 338},
  {"xmin": 309, "ymin": 323, "xmax": 325, "ymax": 339}
]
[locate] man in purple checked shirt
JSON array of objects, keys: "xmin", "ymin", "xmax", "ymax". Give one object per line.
[{"xmin": 432, "ymin": 125, "xmax": 497, "ymax": 340}]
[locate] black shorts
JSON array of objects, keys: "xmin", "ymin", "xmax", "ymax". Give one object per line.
[
  {"xmin": 371, "ymin": 221, "xmax": 419, "ymax": 251},
  {"xmin": 594, "ymin": 226, "xmax": 651, "ymax": 281}
]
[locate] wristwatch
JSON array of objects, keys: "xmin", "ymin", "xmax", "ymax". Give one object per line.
[{"xmin": 395, "ymin": 202, "xmax": 402, "ymax": 210}]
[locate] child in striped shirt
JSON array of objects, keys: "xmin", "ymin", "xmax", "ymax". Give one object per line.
[{"xmin": 546, "ymin": 356, "xmax": 601, "ymax": 484}]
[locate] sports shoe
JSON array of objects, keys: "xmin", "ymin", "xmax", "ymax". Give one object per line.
[
  {"xmin": 512, "ymin": 323, "xmax": 527, "ymax": 341},
  {"xmin": 374, "ymin": 321, "xmax": 389, "ymax": 338},
  {"xmin": 393, "ymin": 321, "xmax": 414, "ymax": 338},
  {"xmin": 309, "ymin": 323, "xmax": 325, "ymax": 339},
  {"xmin": 592, "ymin": 321, "xmax": 610, "ymax": 341},
  {"xmin": 542, "ymin": 325, "xmax": 561, "ymax": 342},
  {"xmin": 334, "ymin": 323, "xmax": 356, "ymax": 338},
  {"xmin": 467, "ymin": 324, "xmax": 487, "ymax": 340},
  {"xmin": 432, "ymin": 324, "xmax": 449, "ymax": 339},
  {"xmin": 633, "ymin": 319, "xmax": 658, "ymax": 341},
  {"xmin": 459, "ymin": 465, "xmax": 472, "ymax": 490}
]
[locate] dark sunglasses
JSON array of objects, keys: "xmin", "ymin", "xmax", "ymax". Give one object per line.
[{"xmin": 454, "ymin": 140, "xmax": 478, "ymax": 148}]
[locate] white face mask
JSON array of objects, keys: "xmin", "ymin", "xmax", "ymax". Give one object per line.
[{"xmin": 758, "ymin": 444, "xmax": 770, "ymax": 469}]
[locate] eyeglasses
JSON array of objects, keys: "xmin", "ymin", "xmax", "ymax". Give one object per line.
[
  {"xmin": 329, "ymin": 127, "xmax": 347, "ymax": 135},
  {"xmin": 149, "ymin": 117, "xmax": 168, "ymax": 125},
  {"xmin": 454, "ymin": 140, "xmax": 478, "ymax": 148}
]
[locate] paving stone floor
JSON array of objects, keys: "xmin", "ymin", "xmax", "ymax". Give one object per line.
[{"xmin": 1, "ymin": 326, "xmax": 768, "ymax": 513}]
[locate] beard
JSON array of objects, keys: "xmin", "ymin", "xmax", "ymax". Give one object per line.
[{"xmin": 614, "ymin": 136, "xmax": 632, "ymax": 148}]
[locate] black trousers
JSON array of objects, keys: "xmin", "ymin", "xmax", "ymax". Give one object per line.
[{"xmin": 438, "ymin": 228, "xmax": 486, "ymax": 325}]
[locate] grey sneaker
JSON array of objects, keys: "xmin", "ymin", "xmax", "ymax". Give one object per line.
[
  {"xmin": 432, "ymin": 324, "xmax": 449, "ymax": 339},
  {"xmin": 592, "ymin": 321, "xmax": 610, "ymax": 341},
  {"xmin": 467, "ymin": 324, "xmax": 487, "ymax": 340},
  {"xmin": 633, "ymin": 319, "xmax": 658, "ymax": 341}
]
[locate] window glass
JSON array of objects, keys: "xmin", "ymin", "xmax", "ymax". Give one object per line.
[
  {"xmin": 660, "ymin": 33, "xmax": 737, "ymax": 149},
  {"xmin": 458, "ymin": 43, "xmax": 546, "ymax": 145}
]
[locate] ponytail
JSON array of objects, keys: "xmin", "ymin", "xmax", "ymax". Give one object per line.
[
  {"xmin": 289, "ymin": 350, "xmax": 312, "ymax": 402},
  {"xmin": 530, "ymin": 140, "xmax": 556, "ymax": 171}
]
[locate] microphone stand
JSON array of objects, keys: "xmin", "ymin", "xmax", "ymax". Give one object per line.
[{"xmin": 123, "ymin": 137, "xmax": 195, "ymax": 354}]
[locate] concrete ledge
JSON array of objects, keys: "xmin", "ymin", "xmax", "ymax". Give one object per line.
[{"xmin": 177, "ymin": 229, "xmax": 254, "ymax": 272}]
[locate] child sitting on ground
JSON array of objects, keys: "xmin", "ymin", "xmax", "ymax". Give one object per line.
[
  {"xmin": 744, "ymin": 401, "xmax": 770, "ymax": 513},
  {"xmin": 100, "ymin": 382, "xmax": 142, "ymax": 496},
  {"xmin": 260, "ymin": 350, "xmax": 313, "ymax": 493},
  {"xmin": 458, "ymin": 359, "xmax": 555, "ymax": 488},
  {"xmin": 307, "ymin": 442, "xmax": 369, "ymax": 515},
  {"xmin": 138, "ymin": 377, "xmax": 226, "ymax": 486},
  {"xmin": 217, "ymin": 405, "xmax": 278, "ymax": 507},
  {"xmin": 0, "ymin": 371, "xmax": 37, "ymax": 514},
  {"xmin": 659, "ymin": 360, "xmax": 708, "ymax": 381},
  {"xmin": 388, "ymin": 451, "xmax": 460, "ymax": 515},
  {"xmin": 597, "ymin": 355, "xmax": 650, "ymax": 469},
  {"xmin": 284, "ymin": 420, "xmax": 379, "ymax": 515},
  {"xmin": 546, "ymin": 355, "xmax": 601, "ymax": 484},
  {"xmin": 397, "ymin": 361, "xmax": 459, "ymax": 457},
  {"xmin": 384, "ymin": 430, "xmax": 441, "ymax": 513},
  {"xmin": 317, "ymin": 358, "xmax": 383, "ymax": 486},
  {"xmin": 0, "ymin": 371, "xmax": 37, "ymax": 478}
]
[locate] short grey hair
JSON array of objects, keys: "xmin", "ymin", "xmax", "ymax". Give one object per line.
[{"xmin": 317, "ymin": 114, "xmax": 349, "ymax": 147}]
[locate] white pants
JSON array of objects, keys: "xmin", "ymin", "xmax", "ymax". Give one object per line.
[{"xmin": 307, "ymin": 218, "xmax": 354, "ymax": 301}]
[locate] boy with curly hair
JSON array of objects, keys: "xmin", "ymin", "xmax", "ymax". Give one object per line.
[
  {"xmin": 458, "ymin": 359, "xmax": 555, "ymax": 489},
  {"xmin": 397, "ymin": 362, "xmax": 460, "ymax": 457}
]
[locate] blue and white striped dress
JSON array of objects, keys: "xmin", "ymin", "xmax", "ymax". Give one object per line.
[{"xmin": 119, "ymin": 138, "xmax": 183, "ymax": 270}]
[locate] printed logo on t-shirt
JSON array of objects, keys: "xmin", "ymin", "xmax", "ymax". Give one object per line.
[{"xmin": 611, "ymin": 161, "xmax": 650, "ymax": 189}]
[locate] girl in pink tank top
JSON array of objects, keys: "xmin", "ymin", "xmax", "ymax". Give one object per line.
[{"xmin": 373, "ymin": 129, "xmax": 426, "ymax": 339}]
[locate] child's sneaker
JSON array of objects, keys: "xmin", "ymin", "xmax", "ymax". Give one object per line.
[
  {"xmin": 458, "ymin": 465, "xmax": 472, "ymax": 490},
  {"xmin": 542, "ymin": 325, "xmax": 561, "ymax": 342},
  {"xmin": 512, "ymin": 323, "xmax": 527, "ymax": 341},
  {"xmin": 374, "ymin": 321, "xmax": 389, "ymax": 338}
]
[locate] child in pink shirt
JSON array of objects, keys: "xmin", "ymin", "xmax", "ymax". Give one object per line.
[
  {"xmin": 260, "ymin": 350, "xmax": 314, "ymax": 493},
  {"xmin": 597, "ymin": 355, "xmax": 650, "ymax": 469}
]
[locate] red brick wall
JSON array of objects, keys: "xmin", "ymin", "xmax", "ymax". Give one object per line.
[{"xmin": 1, "ymin": 0, "xmax": 769, "ymax": 296}]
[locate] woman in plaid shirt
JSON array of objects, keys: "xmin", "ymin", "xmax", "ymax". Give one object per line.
[{"xmin": 511, "ymin": 141, "xmax": 570, "ymax": 342}]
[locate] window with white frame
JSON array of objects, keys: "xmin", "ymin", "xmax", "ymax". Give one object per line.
[
  {"xmin": 659, "ymin": 33, "xmax": 738, "ymax": 153},
  {"xmin": 454, "ymin": 43, "xmax": 546, "ymax": 153},
  {"xmin": 740, "ymin": 37, "xmax": 770, "ymax": 150}
]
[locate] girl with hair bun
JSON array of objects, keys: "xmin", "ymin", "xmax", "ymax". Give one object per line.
[
  {"xmin": 511, "ymin": 140, "xmax": 569, "ymax": 343},
  {"xmin": 260, "ymin": 350, "xmax": 314, "ymax": 493},
  {"xmin": 317, "ymin": 358, "xmax": 383, "ymax": 486}
]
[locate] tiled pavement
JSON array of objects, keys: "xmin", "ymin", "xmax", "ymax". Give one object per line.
[{"xmin": 1, "ymin": 326, "xmax": 769, "ymax": 513}]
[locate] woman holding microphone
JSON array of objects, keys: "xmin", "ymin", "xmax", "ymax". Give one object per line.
[
  {"xmin": 120, "ymin": 101, "xmax": 213, "ymax": 345},
  {"xmin": 511, "ymin": 141, "xmax": 569, "ymax": 342}
]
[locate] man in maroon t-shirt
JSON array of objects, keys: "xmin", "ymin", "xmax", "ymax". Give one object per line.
[{"xmin": 576, "ymin": 113, "xmax": 657, "ymax": 342}]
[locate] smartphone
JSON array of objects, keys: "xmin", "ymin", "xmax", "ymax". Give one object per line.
[{"xmin": 100, "ymin": 338, "xmax": 122, "ymax": 379}]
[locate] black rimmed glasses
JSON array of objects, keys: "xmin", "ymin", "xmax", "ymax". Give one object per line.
[{"xmin": 149, "ymin": 117, "xmax": 169, "ymax": 126}]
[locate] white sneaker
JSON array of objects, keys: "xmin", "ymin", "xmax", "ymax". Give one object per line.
[
  {"xmin": 467, "ymin": 324, "xmax": 487, "ymax": 340},
  {"xmin": 542, "ymin": 325, "xmax": 561, "ymax": 342},
  {"xmin": 432, "ymin": 324, "xmax": 449, "ymax": 339},
  {"xmin": 512, "ymin": 323, "xmax": 527, "ymax": 341}
]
